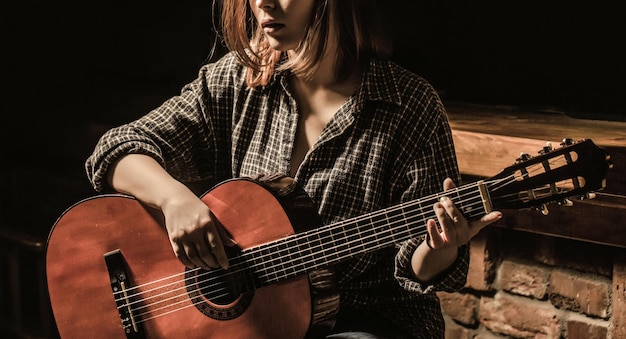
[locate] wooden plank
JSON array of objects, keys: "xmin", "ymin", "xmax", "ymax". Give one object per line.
[
  {"xmin": 446, "ymin": 103, "xmax": 626, "ymax": 148},
  {"xmin": 451, "ymin": 130, "xmax": 559, "ymax": 178},
  {"xmin": 446, "ymin": 103, "xmax": 626, "ymax": 247},
  {"xmin": 495, "ymin": 198, "xmax": 626, "ymax": 249}
]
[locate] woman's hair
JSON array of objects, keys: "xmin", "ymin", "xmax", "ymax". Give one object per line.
[{"xmin": 220, "ymin": 0, "xmax": 391, "ymax": 87}]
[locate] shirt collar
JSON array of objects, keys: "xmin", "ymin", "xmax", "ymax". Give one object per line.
[
  {"xmin": 358, "ymin": 57, "xmax": 403, "ymax": 107},
  {"xmin": 270, "ymin": 56, "xmax": 403, "ymax": 108}
]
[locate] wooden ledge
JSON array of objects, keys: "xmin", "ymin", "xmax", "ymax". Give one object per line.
[{"xmin": 446, "ymin": 103, "xmax": 626, "ymax": 248}]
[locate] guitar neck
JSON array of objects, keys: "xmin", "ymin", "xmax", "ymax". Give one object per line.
[{"xmin": 232, "ymin": 181, "xmax": 489, "ymax": 288}]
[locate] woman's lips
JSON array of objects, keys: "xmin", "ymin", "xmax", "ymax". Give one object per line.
[{"xmin": 262, "ymin": 21, "xmax": 284, "ymax": 33}]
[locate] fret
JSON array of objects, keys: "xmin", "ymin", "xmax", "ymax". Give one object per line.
[
  {"xmin": 317, "ymin": 227, "xmax": 337, "ymax": 263},
  {"xmin": 290, "ymin": 237, "xmax": 307, "ymax": 273},
  {"xmin": 397, "ymin": 200, "xmax": 428, "ymax": 239},
  {"xmin": 277, "ymin": 240, "xmax": 294, "ymax": 279},
  {"xmin": 253, "ymin": 244, "xmax": 276, "ymax": 286},
  {"xmin": 358, "ymin": 216, "xmax": 379, "ymax": 250},
  {"xmin": 343, "ymin": 222, "xmax": 361, "ymax": 253}
]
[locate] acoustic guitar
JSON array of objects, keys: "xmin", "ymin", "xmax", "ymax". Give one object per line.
[{"xmin": 46, "ymin": 138, "xmax": 611, "ymax": 338}]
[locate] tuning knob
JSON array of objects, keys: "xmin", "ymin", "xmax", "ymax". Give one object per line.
[
  {"xmin": 560, "ymin": 138, "xmax": 574, "ymax": 146},
  {"xmin": 534, "ymin": 203, "xmax": 550, "ymax": 215},
  {"xmin": 540, "ymin": 142, "xmax": 553, "ymax": 155},
  {"xmin": 559, "ymin": 198, "xmax": 574, "ymax": 207},
  {"xmin": 516, "ymin": 152, "xmax": 532, "ymax": 163}
]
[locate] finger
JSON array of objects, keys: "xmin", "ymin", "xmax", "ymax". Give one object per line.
[
  {"xmin": 426, "ymin": 219, "xmax": 444, "ymax": 248},
  {"xmin": 441, "ymin": 178, "xmax": 461, "ymax": 223},
  {"xmin": 443, "ymin": 177, "xmax": 456, "ymax": 191},
  {"xmin": 468, "ymin": 211, "xmax": 503, "ymax": 236},
  {"xmin": 206, "ymin": 220, "xmax": 229, "ymax": 270},
  {"xmin": 193, "ymin": 237, "xmax": 220, "ymax": 270},
  {"xmin": 433, "ymin": 202, "xmax": 452, "ymax": 236},
  {"xmin": 172, "ymin": 241, "xmax": 195, "ymax": 269},
  {"xmin": 183, "ymin": 241, "xmax": 211, "ymax": 270},
  {"xmin": 439, "ymin": 196, "xmax": 462, "ymax": 224},
  {"xmin": 481, "ymin": 211, "xmax": 503, "ymax": 224}
]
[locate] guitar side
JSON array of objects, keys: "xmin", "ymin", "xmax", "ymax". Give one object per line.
[{"xmin": 46, "ymin": 179, "xmax": 321, "ymax": 338}]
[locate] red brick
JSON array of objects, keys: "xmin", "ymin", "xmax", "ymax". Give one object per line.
[
  {"xmin": 474, "ymin": 329, "xmax": 510, "ymax": 339},
  {"xmin": 479, "ymin": 292, "xmax": 561, "ymax": 338},
  {"xmin": 612, "ymin": 251, "xmax": 626, "ymax": 339},
  {"xmin": 466, "ymin": 229, "xmax": 495, "ymax": 291},
  {"xmin": 548, "ymin": 269, "xmax": 610, "ymax": 318},
  {"xmin": 438, "ymin": 292, "xmax": 479, "ymax": 326},
  {"xmin": 566, "ymin": 315, "xmax": 608, "ymax": 339},
  {"xmin": 498, "ymin": 259, "xmax": 550, "ymax": 299},
  {"xmin": 443, "ymin": 316, "xmax": 474, "ymax": 339},
  {"xmin": 533, "ymin": 237, "xmax": 613, "ymax": 278}
]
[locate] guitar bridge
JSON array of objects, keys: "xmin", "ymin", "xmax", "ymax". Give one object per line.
[{"xmin": 104, "ymin": 249, "xmax": 146, "ymax": 339}]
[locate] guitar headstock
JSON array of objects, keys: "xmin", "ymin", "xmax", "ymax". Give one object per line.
[{"xmin": 486, "ymin": 138, "xmax": 612, "ymax": 212}]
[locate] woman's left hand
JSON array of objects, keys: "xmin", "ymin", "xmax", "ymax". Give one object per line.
[{"xmin": 426, "ymin": 178, "xmax": 502, "ymax": 249}]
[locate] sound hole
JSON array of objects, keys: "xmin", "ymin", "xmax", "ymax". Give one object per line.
[{"xmin": 185, "ymin": 268, "xmax": 254, "ymax": 320}]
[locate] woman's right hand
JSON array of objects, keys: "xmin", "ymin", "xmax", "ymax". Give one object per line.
[
  {"xmin": 107, "ymin": 154, "xmax": 230, "ymax": 270},
  {"xmin": 160, "ymin": 189, "xmax": 230, "ymax": 271}
]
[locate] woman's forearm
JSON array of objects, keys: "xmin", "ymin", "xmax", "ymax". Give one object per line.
[{"xmin": 107, "ymin": 153, "xmax": 194, "ymax": 210}]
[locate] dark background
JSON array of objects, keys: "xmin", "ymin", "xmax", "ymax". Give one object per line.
[{"xmin": 2, "ymin": 1, "xmax": 625, "ymax": 236}]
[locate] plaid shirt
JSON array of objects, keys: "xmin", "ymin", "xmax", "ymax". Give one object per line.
[{"xmin": 86, "ymin": 52, "xmax": 469, "ymax": 338}]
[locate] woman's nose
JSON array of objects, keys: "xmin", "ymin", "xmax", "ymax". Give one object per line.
[{"xmin": 255, "ymin": 0, "xmax": 275, "ymax": 10}]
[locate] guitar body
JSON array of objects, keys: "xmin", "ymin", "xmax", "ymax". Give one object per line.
[{"xmin": 46, "ymin": 176, "xmax": 338, "ymax": 338}]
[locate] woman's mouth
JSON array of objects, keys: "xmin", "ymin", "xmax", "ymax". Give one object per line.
[{"xmin": 262, "ymin": 21, "xmax": 284, "ymax": 33}]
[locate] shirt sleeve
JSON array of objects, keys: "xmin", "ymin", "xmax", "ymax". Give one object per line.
[
  {"xmin": 84, "ymin": 53, "xmax": 242, "ymax": 192},
  {"xmin": 391, "ymin": 98, "xmax": 469, "ymax": 293},
  {"xmin": 395, "ymin": 238, "xmax": 470, "ymax": 293}
]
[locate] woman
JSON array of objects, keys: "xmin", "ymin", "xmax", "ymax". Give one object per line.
[{"xmin": 86, "ymin": 0, "xmax": 501, "ymax": 337}]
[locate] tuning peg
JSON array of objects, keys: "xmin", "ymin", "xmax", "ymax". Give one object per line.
[
  {"xmin": 539, "ymin": 142, "xmax": 553, "ymax": 155},
  {"xmin": 534, "ymin": 203, "xmax": 550, "ymax": 215},
  {"xmin": 560, "ymin": 138, "xmax": 574, "ymax": 146},
  {"xmin": 558, "ymin": 198, "xmax": 574, "ymax": 207},
  {"xmin": 577, "ymin": 192, "xmax": 597, "ymax": 200},
  {"xmin": 516, "ymin": 152, "xmax": 532, "ymax": 163}
]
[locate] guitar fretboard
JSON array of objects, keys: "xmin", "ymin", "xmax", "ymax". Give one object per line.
[{"xmin": 230, "ymin": 182, "xmax": 487, "ymax": 289}]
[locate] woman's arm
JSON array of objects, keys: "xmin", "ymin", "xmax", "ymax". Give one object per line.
[{"xmin": 108, "ymin": 153, "xmax": 230, "ymax": 270}]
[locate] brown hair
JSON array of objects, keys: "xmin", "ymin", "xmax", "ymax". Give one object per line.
[{"xmin": 219, "ymin": 0, "xmax": 391, "ymax": 87}]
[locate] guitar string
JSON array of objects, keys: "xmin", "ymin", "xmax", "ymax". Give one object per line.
[
  {"xmin": 125, "ymin": 184, "xmax": 544, "ymax": 326},
  {"xmin": 115, "ymin": 178, "xmax": 487, "ymax": 299},
  {"xmin": 487, "ymin": 157, "xmax": 574, "ymax": 204},
  {"xmin": 247, "ymin": 161, "xmax": 559, "ymax": 285},
  {"xmin": 127, "ymin": 192, "xmax": 491, "ymax": 327},
  {"xmin": 127, "ymin": 207, "xmax": 437, "ymax": 324},
  {"xmin": 116, "ymin": 172, "xmax": 523, "ymax": 320},
  {"xmin": 117, "ymin": 160, "xmax": 558, "ymax": 325},
  {"xmin": 115, "ymin": 171, "xmax": 524, "ymax": 312},
  {"xmin": 237, "ymin": 162, "xmax": 564, "ymax": 286},
  {"xmin": 225, "ymin": 176, "xmax": 525, "ymax": 285},
  {"xmin": 118, "ymin": 180, "xmax": 490, "ymax": 319},
  {"xmin": 117, "ymin": 175, "xmax": 521, "ymax": 321},
  {"xmin": 487, "ymin": 155, "xmax": 568, "ymax": 193}
]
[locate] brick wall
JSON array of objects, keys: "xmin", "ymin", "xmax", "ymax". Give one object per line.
[{"xmin": 439, "ymin": 226, "xmax": 623, "ymax": 338}]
